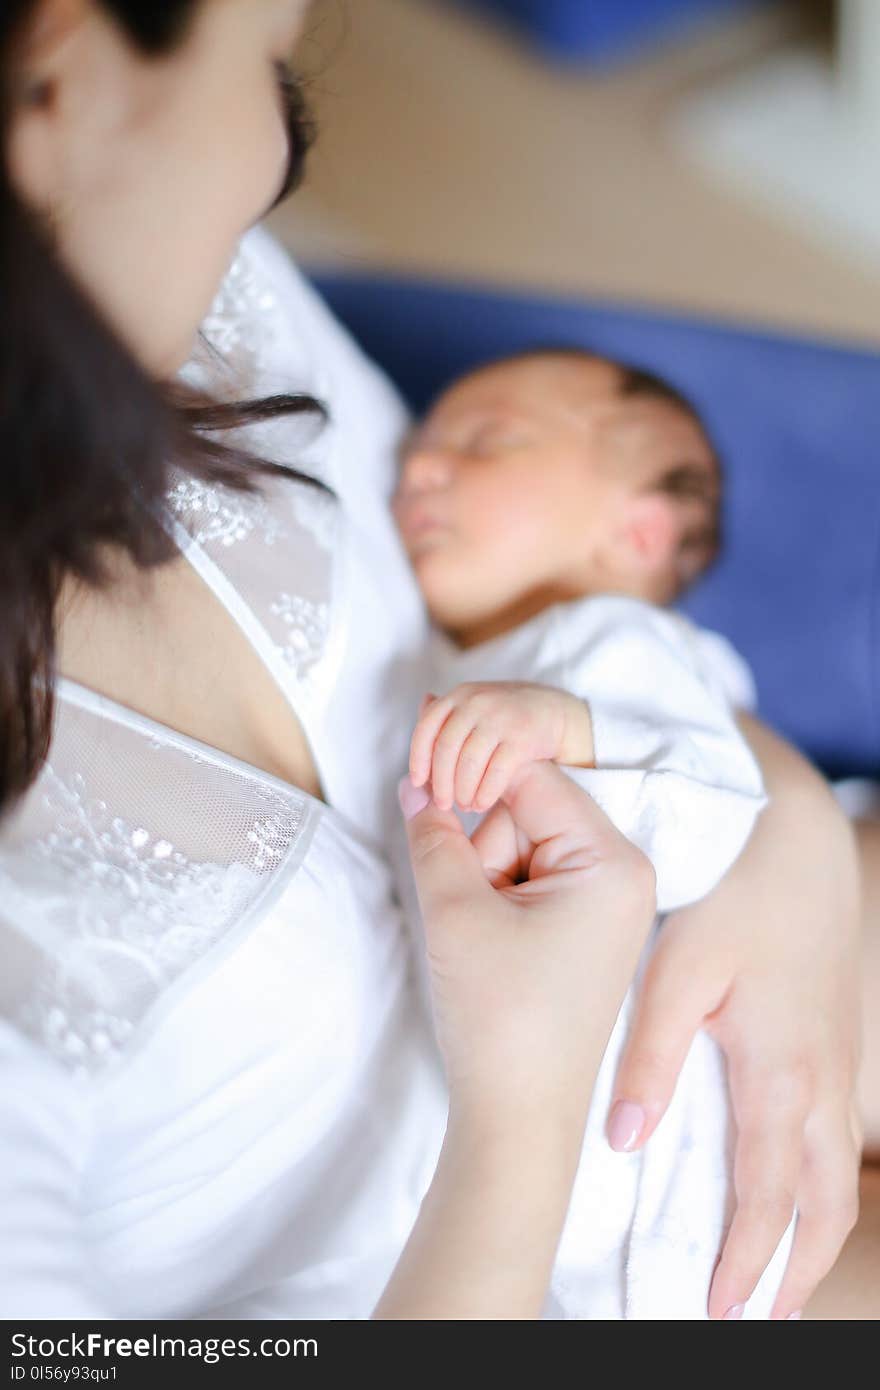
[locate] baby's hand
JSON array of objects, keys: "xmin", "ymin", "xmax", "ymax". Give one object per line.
[{"xmin": 409, "ymin": 681, "xmax": 595, "ymax": 812}]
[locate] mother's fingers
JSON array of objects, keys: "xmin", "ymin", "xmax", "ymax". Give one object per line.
[
  {"xmin": 707, "ymin": 1058, "xmax": 811, "ymax": 1319},
  {"xmin": 502, "ymin": 761, "xmax": 635, "ymax": 864},
  {"xmin": 768, "ymin": 1103, "xmax": 861, "ymax": 1320},
  {"xmin": 501, "ymin": 766, "xmax": 657, "ymax": 952},
  {"xmin": 470, "ymin": 802, "xmax": 528, "ymax": 888},
  {"xmin": 399, "ymin": 776, "xmax": 490, "ymax": 920},
  {"xmin": 608, "ymin": 934, "xmax": 718, "ymax": 1151}
]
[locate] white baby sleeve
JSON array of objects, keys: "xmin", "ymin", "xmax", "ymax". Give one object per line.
[
  {"xmin": 0, "ymin": 1021, "xmax": 112, "ymax": 1319},
  {"xmin": 556, "ymin": 598, "xmax": 767, "ymax": 913},
  {"xmin": 683, "ymin": 625, "xmax": 759, "ymax": 713}
]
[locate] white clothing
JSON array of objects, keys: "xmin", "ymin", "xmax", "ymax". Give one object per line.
[
  {"xmin": 0, "ymin": 225, "xmax": 790, "ymax": 1321},
  {"xmin": 394, "ymin": 590, "xmax": 790, "ymax": 1321},
  {"xmin": 427, "ymin": 596, "xmax": 768, "ymax": 913}
]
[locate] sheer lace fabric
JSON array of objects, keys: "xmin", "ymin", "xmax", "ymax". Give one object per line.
[
  {"xmin": 0, "ymin": 688, "xmax": 318, "ymax": 1077},
  {"xmin": 0, "ymin": 227, "xmax": 343, "ymax": 1079},
  {"xmin": 0, "ymin": 223, "xmax": 446, "ymax": 1320},
  {"xmin": 0, "ymin": 222, "xmax": 422, "ymax": 1084}
]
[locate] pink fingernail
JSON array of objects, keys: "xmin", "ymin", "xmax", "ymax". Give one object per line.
[
  {"xmin": 723, "ymin": 1304, "xmax": 744, "ymax": 1320},
  {"xmin": 786, "ymin": 1310, "xmax": 802, "ymax": 1321},
  {"xmin": 607, "ymin": 1101, "xmax": 645, "ymax": 1152},
  {"xmin": 398, "ymin": 776, "xmax": 430, "ymax": 821}
]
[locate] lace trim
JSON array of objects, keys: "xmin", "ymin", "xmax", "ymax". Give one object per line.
[
  {"xmin": 3, "ymin": 759, "xmax": 313, "ymax": 1078},
  {"xmin": 166, "ymin": 235, "xmax": 341, "ymax": 695},
  {"xmin": 195, "ymin": 241, "xmax": 287, "ymax": 386},
  {"xmin": 165, "ymin": 474, "xmax": 291, "ymax": 549},
  {"xmin": 268, "ymin": 594, "xmax": 331, "ymax": 681}
]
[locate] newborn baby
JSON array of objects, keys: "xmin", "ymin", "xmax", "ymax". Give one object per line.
[
  {"xmin": 392, "ymin": 347, "xmax": 766, "ymax": 914},
  {"xmin": 389, "ymin": 348, "xmax": 793, "ymax": 1318}
]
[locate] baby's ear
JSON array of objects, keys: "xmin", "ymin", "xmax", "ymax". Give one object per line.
[{"xmin": 620, "ymin": 492, "xmax": 680, "ymax": 574}]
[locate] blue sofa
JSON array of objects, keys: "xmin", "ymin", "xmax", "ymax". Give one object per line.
[
  {"xmin": 446, "ymin": 0, "xmax": 771, "ymax": 65},
  {"xmin": 313, "ymin": 271, "xmax": 880, "ymax": 780}
]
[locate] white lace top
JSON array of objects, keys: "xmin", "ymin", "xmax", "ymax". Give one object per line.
[
  {"xmin": 0, "ymin": 226, "xmax": 790, "ymax": 1319},
  {"xmin": 0, "ymin": 225, "xmax": 450, "ymax": 1318}
]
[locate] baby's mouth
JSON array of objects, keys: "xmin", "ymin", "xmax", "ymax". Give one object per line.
[{"xmin": 393, "ymin": 499, "xmax": 451, "ymax": 548}]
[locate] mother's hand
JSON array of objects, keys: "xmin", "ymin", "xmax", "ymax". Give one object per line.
[
  {"xmin": 375, "ymin": 762, "xmax": 655, "ymax": 1319},
  {"xmin": 402, "ymin": 759, "xmax": 656, "ymax": 1134},
  {"xmin": 607, "ymin": 714, "xmax": 863, "ymax": 1321}
]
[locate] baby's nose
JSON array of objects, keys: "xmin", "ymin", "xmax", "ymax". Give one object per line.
[{"xmin": 399, "ymin": 445, "xmax": 454, "ymax": 494}]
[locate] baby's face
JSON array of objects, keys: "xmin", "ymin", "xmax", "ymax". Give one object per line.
[{"xmin": 392, "ymin": 356, "xmax": 714, "ymax": 644}]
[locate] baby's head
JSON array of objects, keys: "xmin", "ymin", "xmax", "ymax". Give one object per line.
[{"xmin": 392, "ymin": 349, "xmax": 721, "ymax": 646}]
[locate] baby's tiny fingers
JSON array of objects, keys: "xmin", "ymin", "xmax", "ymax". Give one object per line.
[
  {"xmin": 454, "ymin": 728, "xmax": 500, "ymax": 810},
  {"xmin": 409, "ymin": 695, "xmax": 454, "ymax": 787},
  {"xmin": 431, "ymin": 707, "xmax": 480, "ymax": 810},
  {"xmin": 473, "ymin": 742, "xmax": 523, "ymax": 813}
]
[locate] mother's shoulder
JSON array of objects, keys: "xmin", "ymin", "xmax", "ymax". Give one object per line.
[{"xmin": 238, "ymin": 224, "xmax": 410, "ymax": 420}]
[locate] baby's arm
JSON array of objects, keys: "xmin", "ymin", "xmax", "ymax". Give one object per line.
[
  {"xmin": 410, "ymin": 600, "xmax": 767, "ymax": 913},
  {"xmin": 558, "ymin": 599, "xmax": 767, "ymax": 912}
]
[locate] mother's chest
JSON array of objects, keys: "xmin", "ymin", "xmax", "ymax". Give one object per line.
[{"xmin": 55, "ymin": 470, "xmax": 345, "ymax": 801}]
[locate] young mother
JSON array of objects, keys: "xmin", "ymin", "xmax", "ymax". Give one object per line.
[{"xmin": 0, "ymin": 0, "xmax": 865, "ymax": 1320}]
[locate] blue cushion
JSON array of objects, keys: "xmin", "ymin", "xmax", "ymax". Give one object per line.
[
  {"xmin": 312, "ymin": 271, "xmax": 880, "ymax": 778},
  {"xmin": 447, "ymin": 0, "xmax": 770, "ymax": 65}
]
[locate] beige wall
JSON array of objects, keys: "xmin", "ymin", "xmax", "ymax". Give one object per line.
[{"xmin": 266, "ymin": 0, "xmax": 880, "ymax": 344}]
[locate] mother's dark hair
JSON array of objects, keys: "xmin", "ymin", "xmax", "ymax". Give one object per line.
[{"xmin": 0, "ymin": 0, "xmax": 326, "ymax": 819}]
